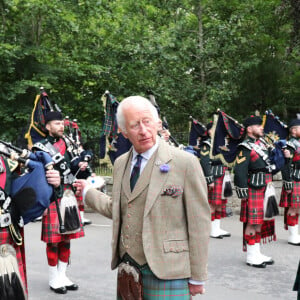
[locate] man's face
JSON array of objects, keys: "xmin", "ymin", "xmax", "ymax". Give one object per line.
[
  {"xmin": 122, "ymin": 105, "xmax": 158, "ymax": 153},
  {"xmin": 248, "ymin": 124, "xmax": 264, "ymax": 138},
  {"xmin": 291, "ymin": 126, "xmax": 300, "ymax": 138},
  {"xmin": 46, "ymin": 120, "xmax": 65, "ymax": 138}
]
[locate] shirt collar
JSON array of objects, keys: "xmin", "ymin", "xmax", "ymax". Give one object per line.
[{"xmin": 132, "ymin": 137, "xmax": 159, "ymax": 161}]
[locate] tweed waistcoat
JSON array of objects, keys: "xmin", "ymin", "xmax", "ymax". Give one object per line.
[{"xmin": 119, "ymin": 150, "xmax": 156, "ymax": 265}]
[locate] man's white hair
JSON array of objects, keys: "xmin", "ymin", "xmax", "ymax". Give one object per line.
[{"xmin": 116, "ymin": 96, "xmax": 159, "ymax": 133}]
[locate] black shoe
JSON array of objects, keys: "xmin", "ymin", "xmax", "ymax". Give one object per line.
[
  {"xmin": 221, "ymin": 233, "xmax": 231, "ymax": 237},
  {"xmin": 50, "ymin": 286, "xmax": 67, "ymax": 294},
  {"xmin": 66, "ymin": 283, "xmax": 79, "ymax": 291},
  {"xmin": 264, "ymin": 259, "xmax": 274, "ymax": 265},
  {"xmin": 246, "ymin": 262, "xmax": 267, "ymax": 268},
  {"xmin": 83, "ymin": 220, "xmax": 92, "ymax": 226},
  {"xmin": 210, "ymin": 235, "xmax": 223, "ymax": 239},
  {"xmin": 288, "ymin": 242, "xmax": 300, "ymax": 246}
]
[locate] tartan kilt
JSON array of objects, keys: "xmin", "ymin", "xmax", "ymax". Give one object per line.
[
  {"xmin": 240, "ymin": 174, "xmax": 272, "ymax": 225},
  {"xmin": 208, "ymin": 168, "xmax": 228, "ymax": 208},
  {"xmin": 117, "ymin": 265, "xmax": 191, "ymax": 300},
  {"xmin": 0, "ymin": 227, "xmax": 27, "ymax": 293},
  {"xmin": 279, "ymin": 181, "xmax": 300, "ymax": 208},
  {"xmin": 41, "ymin": 185, "xmax": 84, "ymax": 244}
]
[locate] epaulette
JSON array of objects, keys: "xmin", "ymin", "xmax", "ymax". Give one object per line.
[
  {"xmin": 238, "ymin": 141, "xmax": 252, "ymax": 151},
  {"xmin": 7, "ymin": 159, "xmax": 18, "ymax": 172},
  {"xmin": 286, "ymin": 140, "xmax": 296, "ymax": 150},
  {"xmin": 32, "ymin": 142, "xmax": 50, "ymax": 153}
]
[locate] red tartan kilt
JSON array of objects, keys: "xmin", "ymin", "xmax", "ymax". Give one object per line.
[
  {"xmin": 0, "ymin": 227, "xmax": 27, "ymax": 292},
  {"xmin": 41, "ymin": 186, "xmax": 84, "ymax": 244},
  {"xmin": 240, "ymin": 174, "xmax": 272, "ymax": 225},
  {"xmin": 279, "ymin": 181, "xmax": 300, "ymax": 208},
  {"xmin": 208, "ymin": 167, "xmax": 228, "ymax": 207}
]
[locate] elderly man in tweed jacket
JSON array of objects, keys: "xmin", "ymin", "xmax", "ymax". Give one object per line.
[{"xmin": 74, "ymin": 96, "xmax": 210, "ymax": 299}]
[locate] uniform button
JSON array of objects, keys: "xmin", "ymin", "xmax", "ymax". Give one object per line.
[
  {"xmin": 126, "ymin": 225, "xmax": 129, "ymax": 229},
  {"xmin": 127, "ymin": 214, "xmax": 131, "ymax": 218},
  {"xmin": 125, "ymin": 235, "xmax": 129, "ymax": 239},
  {"xmin": 128, "ymin": 204, "xmax": 132, "ymax": 208},
  {"xmin": 125, "ymin": 245, "xmax": 130, "ymax": 249},
  {"xmin": 170, "ymin": 248, "xmax": 174, "ymax": 251}
]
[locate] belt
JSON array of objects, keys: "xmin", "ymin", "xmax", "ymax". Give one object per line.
[{"xmin": 121, "ymin": 253, "xmax": 148, "ymax": 271}]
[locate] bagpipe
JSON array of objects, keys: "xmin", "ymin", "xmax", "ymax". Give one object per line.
[
  {"xmin": 262, "ymin": 110, "xmax": 288, "ymax": 173},
  {"xmin": 25, "ymin": 87, "xmax": 93, "ymax": 173},
  {"xmin": 146, "ymin": 90, "xmax": 180, "ymax": 147},
  {"xmin": 99, "ymin": 91, "xmax": 131, "ymax": 165},
  {"xmin": 0, "ymin": 140, "xmax": 54, "ymax": 245},
  {"xmin": 209, "ymin": 109, "xmax": 288, "ymax": 173}
]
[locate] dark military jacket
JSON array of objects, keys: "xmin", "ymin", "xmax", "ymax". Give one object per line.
[
  {"xmin": 234, "ymin": 136, "xmax": 274, "ymax": 199},
  {"xmin": 281, "ymin": 136, "xmax": 300, "ymax": 190},
  {"xmin": 199, "ymin": 138, "xmax": 224, "ymax": 185}
]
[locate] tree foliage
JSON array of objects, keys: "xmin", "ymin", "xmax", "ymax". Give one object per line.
[{"xmin": 0, "ymin": 0, "xmax": 299, "ymax": 142}]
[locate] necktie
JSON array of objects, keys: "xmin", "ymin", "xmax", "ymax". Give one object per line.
[{"xmin": 130, "ymin": 154, "xmax": 142, "ymax": 191}]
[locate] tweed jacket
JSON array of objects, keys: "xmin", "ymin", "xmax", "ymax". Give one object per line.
[{"xmin": 85, "ymin": 139, "xmax": 210, "ymax": 281}]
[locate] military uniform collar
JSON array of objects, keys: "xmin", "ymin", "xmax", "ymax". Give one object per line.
[
  {"xmin": 246, "ymin": 136, "xmax": 256, "ymax": 143},
  {"xmin": 47, "ymin": 135, "xmax": 62, "ymax": 144}
]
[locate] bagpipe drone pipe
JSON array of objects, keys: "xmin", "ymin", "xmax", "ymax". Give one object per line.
[{"xmin": 99, "ymin": 91, "xmax": 131, "ymax": 165}]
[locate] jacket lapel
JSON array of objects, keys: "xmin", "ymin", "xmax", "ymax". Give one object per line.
[
  {"xmin": 129, "ymin": 150, "xmax": 156, "ymax": 201},
  {"xmin": 122, "ymin": 152, "xmax": 133, "ymax": 200},
  {"xmin": 144, "ymin": 140, "xmax": 172, "ymax": 217}
]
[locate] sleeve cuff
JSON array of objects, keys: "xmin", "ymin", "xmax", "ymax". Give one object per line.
[
  {"xmin": 82, "ymin": 185, "xmax": 93, "ymax": 205},
  {"xmin": 206, "ymin": 175, "xmax": 214, "ymax": 185},
  {"xmin": 188, "ymin": 279, "xmax": 205, "ymax": 285},
  {"xmin": 236, "ymin": 187, "xmax": 248, "ymax": 198},
  {"xmin": 283, "ymin": 180, "xmax": 293, "ymax": 191}
]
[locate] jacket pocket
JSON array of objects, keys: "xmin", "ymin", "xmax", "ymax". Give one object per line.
[{"xmin": 163, "ymin": 240, "xmax": 189, "ymax": 253}]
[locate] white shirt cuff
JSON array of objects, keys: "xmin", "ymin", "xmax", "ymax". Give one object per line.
[
  {"xmin": 188, "ymin": 279, "xmax": 205, "ymax": 285},
  {"xmin": 82, "ymin": 185, "xmax": 93, "ymax": 204}
]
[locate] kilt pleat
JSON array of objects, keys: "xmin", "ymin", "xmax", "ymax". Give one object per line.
[
  {"xmin": 279, "ymin": 181, "xmax": 300, "ymax": 208},
  {"xmin": 41, "ymin": 185, "xmax": 84, "ymax": 244},
  {"xmin": 208, "ymin": 167, "xmax": 228, "ymax": 217}
]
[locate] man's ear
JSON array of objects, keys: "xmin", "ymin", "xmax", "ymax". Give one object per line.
[{"xmin": 45, "ymin": 123, "xmax": 50, "ymax": 131}]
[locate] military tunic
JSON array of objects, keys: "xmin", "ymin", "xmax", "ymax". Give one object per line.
[{"xmin": 280, "ymin": 137, "xmax": 300, "ymax": 207}]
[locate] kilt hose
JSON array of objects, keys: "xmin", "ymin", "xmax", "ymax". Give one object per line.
[
  {"xmin": 208, "ymin": 169, "xmax": 227, "ymax": 219},
  {"xmin": 41, "ymin": 185, "xmax": 84, "ymax": 244},
  {"xmin": 0, "ymin": 227, "xmax": 27, "ymax": 294},
  {"xmin": 117, "ymin": 265, "xmax": 191, "ymax": 300},
  {"xmin": 240, "ymin": 174, "xmax": 276, "ymax": 251}
]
